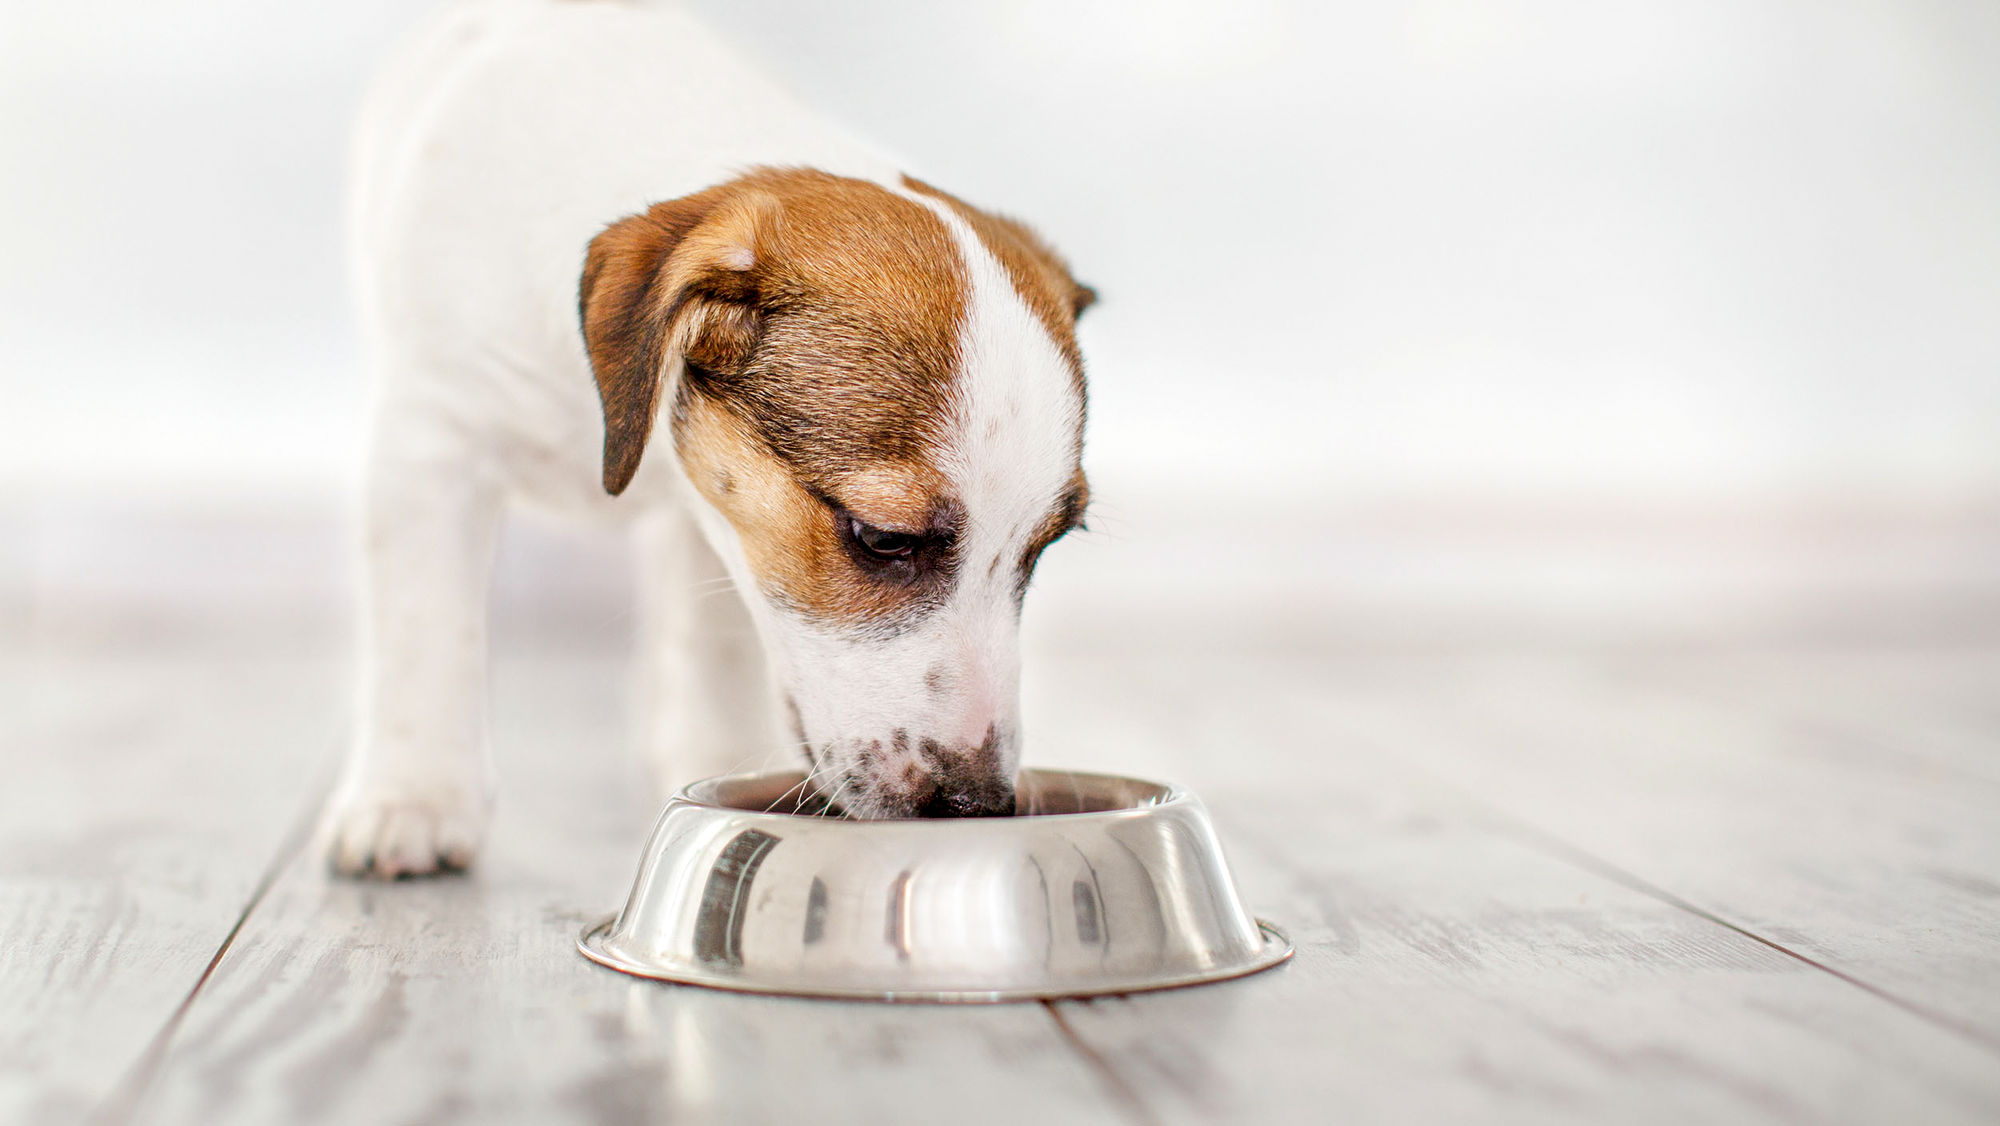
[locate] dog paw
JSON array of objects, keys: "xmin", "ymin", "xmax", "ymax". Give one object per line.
[{"xmin": 321, "ymin": 781, "xmax": 490, "ymax": 879}]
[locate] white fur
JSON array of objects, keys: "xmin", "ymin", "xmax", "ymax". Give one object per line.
[
  {"xmin": 324, "ymin": 1, "xmax": 1081, "ymax": 873},
  {"xmin": 762, "ymin": 193, "xmax": 1085, "ymax": 817}
]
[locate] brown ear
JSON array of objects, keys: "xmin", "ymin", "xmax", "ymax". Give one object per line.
[
  {"xmin": 579, "ymin": 187, "xmax": 777, "ymax": 495},
  {"xmin": 1071, "ymin": 283, "xmax": 1098, "ymax": 318}
]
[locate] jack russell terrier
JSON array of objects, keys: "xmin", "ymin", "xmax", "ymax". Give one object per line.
[{"xmin": 323, "ymin": 1, "xmax": 1094, "ymax": 876}]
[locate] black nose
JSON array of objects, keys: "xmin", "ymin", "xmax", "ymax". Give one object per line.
[{"xmin": 914, "ymin": 786, "xmax": 1016, "ymax": 819}]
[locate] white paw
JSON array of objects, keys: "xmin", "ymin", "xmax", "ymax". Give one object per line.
[{"xmin": 321, "ymin": 780, "xmax": 490, "ymax": 879}]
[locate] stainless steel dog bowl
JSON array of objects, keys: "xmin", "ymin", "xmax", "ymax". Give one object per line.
[{"xmin": 579, "ymin": 768, "xmax": 1291, "ymax": 1002}]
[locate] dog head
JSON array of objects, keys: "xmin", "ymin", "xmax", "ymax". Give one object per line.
[{"xmin": 580, "ymin": 168, "xmax": 1093, "ymax": 818}]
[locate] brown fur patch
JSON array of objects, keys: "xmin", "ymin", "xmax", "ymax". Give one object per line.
[
  {"xmin": 899, "ymin": 174, "xmax": 1093, "ymax": 385},
  {"xmin": 675, "ymin": 389, "xmax": 954, "ymax": 624},
  {"xmin": 827, "ymin": 463, "xmax": 954, "ymax": 532},
  {"xmin": 581, "ymin": 168, "xmax": 968, "ymax": 496},
  {"xmin": 683, "ymin": 168, "xmax": 969, "ymax": 481},
  {"xmin": 580, "ymin": 167, "xmax": 1095, "ymax": 627},
  {"xmin": 580, "ymin": 182, "xmax": 771, "ymax": 493},
  {"xmin": 582, "ymin": 168, "xmax": 980, "ymax": 625}
]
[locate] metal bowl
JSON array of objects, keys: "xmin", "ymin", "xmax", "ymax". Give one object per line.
[{"xmin": 579, "ymin": 768, "xmax": 1291, "ymax": 1002}]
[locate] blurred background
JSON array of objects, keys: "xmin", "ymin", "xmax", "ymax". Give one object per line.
[{"xmin": 6, "ymin": 0, "xmax": 1998, "ymax": 652}]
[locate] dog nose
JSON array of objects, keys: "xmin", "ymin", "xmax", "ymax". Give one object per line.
[{"xmin": 914, "ymin": 785, "xmax": 1015, "ymax": 819}]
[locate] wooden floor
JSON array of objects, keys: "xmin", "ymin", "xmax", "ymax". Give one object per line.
[{"xmin": 7, "ymin": 498, "xmax": 2000, "ymax": 1124}]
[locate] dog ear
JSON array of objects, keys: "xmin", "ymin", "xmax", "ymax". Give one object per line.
[
  {"xmin": 1071, "ymin": 283, "xmax": 1098, "ymax": 319},
  {"xmin": 579, "ymin": 187, "xmax": 778, "ymax": 495}
]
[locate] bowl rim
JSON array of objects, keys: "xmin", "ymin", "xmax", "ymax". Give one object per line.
[
  {"xmin": 577, "ymin": 914, "xmax": 1293, "ymax": 1003},
  {"xmin": 673, "ymin": 766, "xmax": 1194, "ymax": 824}
]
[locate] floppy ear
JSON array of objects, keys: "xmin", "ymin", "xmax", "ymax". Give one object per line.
[{"xmin": 579, "ymin": 187, "xmax": 778, "ymax": 495}]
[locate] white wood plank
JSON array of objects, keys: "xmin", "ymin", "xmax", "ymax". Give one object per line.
[
  {"xmin": 1022, "ymin": 648, "xmax": 2000, "ymax": 1124},
  {"xmin": 0, "ymin": 639, "xmax": 343, "ymax": 1121},
  {"xmin": 21, "ymin": 501, "xmax": 1997, "ymax": 1123},
  {"xmin": 1279, "ymin": 647, "xmax": 2000, "ymax": 1045},
  {"xmin": 1639, "ymin": 648, "xmax": 2000, "ymax": 789},
  {"xmin": 134, "ymin": 652, "xmax": 1136, "ymax": 1126}
]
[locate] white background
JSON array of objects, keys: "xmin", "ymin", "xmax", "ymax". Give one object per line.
[{"xmin": 4, "ymin": 0, "xmax": 1997, "ymax": 507}]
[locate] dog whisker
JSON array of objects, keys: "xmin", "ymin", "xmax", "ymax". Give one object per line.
[
  {"xmin": 767, "ymin": 768, "xmax": 816, "ymax": 812},
  {"xmin": 767, "ymin": 749, "xmax": 843, "ymax": 814},
  {"xmin": 815, "ymin": 771, "xmax": 857, "ymax": 819},
  {"xmin": 686, "ymin": 577, "xmax": 743, "ymax": 604}
]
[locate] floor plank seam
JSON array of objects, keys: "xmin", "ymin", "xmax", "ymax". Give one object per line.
[
  {"xmin": 87, "ymin": 743, "xmax": 341, "ymax": 1125},
  {"xmin": 1489, "ymin": 813, "xmax": 2000, "ymax": 1059},
  {"xmin": 1040, "ymin": 1000, "xmax": 1164, "ymax": 1126}
]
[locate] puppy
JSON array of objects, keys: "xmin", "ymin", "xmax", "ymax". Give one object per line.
[{"xmin": 323, "ymin": 1, "xmax": 1094, "ymax": 876}]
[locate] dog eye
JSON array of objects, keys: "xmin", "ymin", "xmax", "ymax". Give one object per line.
[{"xmin": 848, "ymin": 517, "xmax": 918, "ymax": 560}]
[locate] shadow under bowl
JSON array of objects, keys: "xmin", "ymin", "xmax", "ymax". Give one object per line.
[{"xmin": 580, "ymin": 768, "xmax": 1291, "ymax": 1002}]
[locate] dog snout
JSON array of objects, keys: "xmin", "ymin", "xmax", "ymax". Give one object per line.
[
  {"xmin": 827, "ymin": 727, "xmax": 1016, "ymax": 818},
  {"xmin": 907, "ymin": 734, "xmax": 1013, "ymax": 817},
  {"xmin": 908, "ymin": 729, "xmax": 1013, "ymax": 818},
  {"xmin": 913, "ymin": 782, "xmax": 1016, "ymax": 819}
]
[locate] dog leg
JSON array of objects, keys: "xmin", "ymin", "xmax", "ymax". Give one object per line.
[
  {"xmin": 323, "ymin": 411, "xmax": 502, "ymax": 877},
  {"xmin": 632, "ymin": 506, "xmax": 785, "ymax": 799}
]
